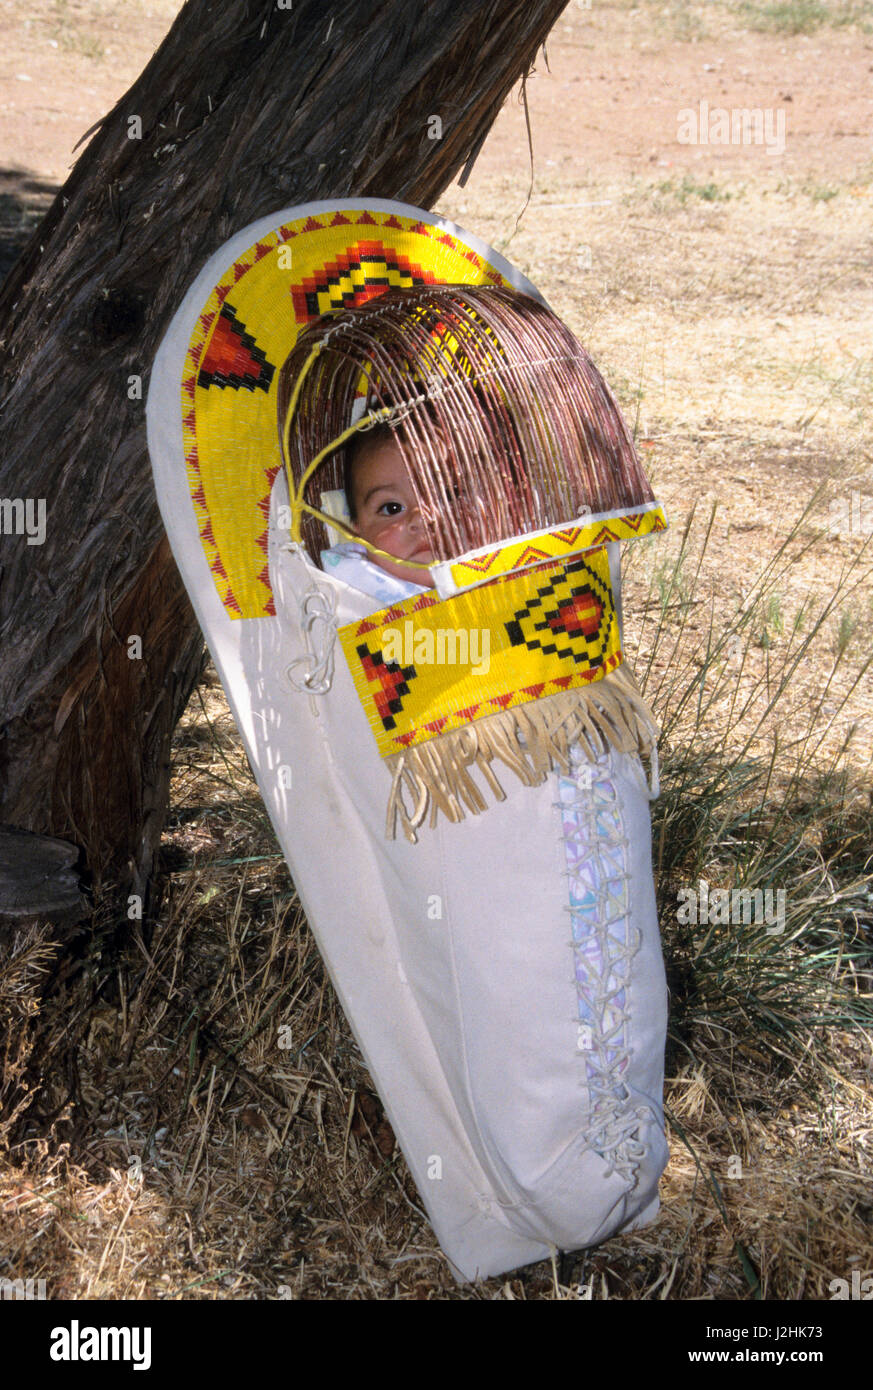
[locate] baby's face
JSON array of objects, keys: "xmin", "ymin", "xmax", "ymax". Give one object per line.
[{"xmin": 350, "ymin": 435, "xmax": 434, "ymax": 586}]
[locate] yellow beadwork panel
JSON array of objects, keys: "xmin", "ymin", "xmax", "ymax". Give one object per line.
[
  {"xmin": 181, "ymin": 211, "xmax": 511, "ymax": 619},
  {"xmin": 433, "ymin": 504, "xmax": 668, "ymax": 597},
  {"xmin": 338, "ymin": 550, "xmax": 622, "ymax": 758}
]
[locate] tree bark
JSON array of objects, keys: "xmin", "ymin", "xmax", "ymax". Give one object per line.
[{"xmin": 0, "ymin": 0, "xmax": 569, "ymax": 906}]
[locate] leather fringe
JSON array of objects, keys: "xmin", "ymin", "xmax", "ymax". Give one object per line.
[{"xmin": 385, "ymin": 662, "xmax": 658, "ymax": 842}]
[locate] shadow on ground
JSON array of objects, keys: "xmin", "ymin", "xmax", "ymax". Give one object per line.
[{"xmin": 0, "ymin": 167, "xmax": 56, "ymax": 285}]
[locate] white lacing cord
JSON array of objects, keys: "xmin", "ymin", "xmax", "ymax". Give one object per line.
[
  {"xmin": 281, "ymin": 549, "xmax": 338, "ymax": 696},
  {"xmin": 585, "ymin": 1106, "xmax": 656, "ymax": 1180},
  {"xmin": 559, "ymin": 750, "xmax": 655, "ymax": 1185}
]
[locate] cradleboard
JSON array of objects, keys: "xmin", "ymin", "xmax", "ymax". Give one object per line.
[{"xmin": 146, "ymin": 199, "xmax": 670, "ymax": 1282}]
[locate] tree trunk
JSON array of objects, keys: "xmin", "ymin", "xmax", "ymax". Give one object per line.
[{"xmin": 0, "ymin": 0, "xmax": 569, "ymax": 908}]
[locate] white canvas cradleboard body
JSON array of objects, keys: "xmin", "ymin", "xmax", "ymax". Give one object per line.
[{"xmin": 147, "ymin": 200, "xmax": 670, "ymax": 1282}]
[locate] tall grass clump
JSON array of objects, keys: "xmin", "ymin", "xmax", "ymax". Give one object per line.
[
  {"xmin": 625, "ymin": 495, "xmax": 873, "ymax": 1098},
  {"xmin": 730, "ymin": 0, "xmax": 873, "ymax": 35}
]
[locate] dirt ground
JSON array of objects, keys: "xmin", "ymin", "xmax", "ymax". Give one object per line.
[
  {"xmin": 3, "ymin": 1, "xmax": 870, "ymax": 182},
  {"xmin": 3, "ymin": 0, "xmax": 870, "ymax": 626},
  {"xmin": 1, "ymin": 0, "xmax": 872, "ymax": 1305}
]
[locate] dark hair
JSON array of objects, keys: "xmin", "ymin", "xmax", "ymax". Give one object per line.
[{"xmin": 343, "ymin": 422, "xmax": 396, "ymax": 523}]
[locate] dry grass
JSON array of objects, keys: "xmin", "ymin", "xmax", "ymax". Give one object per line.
[
  {"xmin": 2, "ymin": 726, "xmax": 870, "ymax": 1300},
  {"xmin": 2, "ymin": 0, "xmax": 873, "ymax": 1300},
  {"xmin": 2, "ymin": 570, "xmax": 871, "ymax": 1299}
]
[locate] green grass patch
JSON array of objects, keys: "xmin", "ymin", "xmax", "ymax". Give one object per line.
[
  {"xmin": 656, "ymin": 177, "xmax": 733, "ymax": 205},
  {"xmin": 730, "ymin": 0, "xmax": 873, "ymax": 34}
]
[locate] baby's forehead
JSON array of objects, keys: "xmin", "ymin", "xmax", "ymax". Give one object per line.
[{"xmin": 353, "ymin": 424, "xmax": 450, "ymax": 473}]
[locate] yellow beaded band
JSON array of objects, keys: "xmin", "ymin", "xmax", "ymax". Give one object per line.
[{"xmin": 338, "ymin": 548, "xmax": 621, "ymax": 759}]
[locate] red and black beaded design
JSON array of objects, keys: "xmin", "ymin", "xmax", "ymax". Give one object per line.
[
  {"xmin": 291, "ymin": 242, "xmax": 437, "ymax": 322},
  {"xmin": 504, "ymin": 556, "xmax": 615, "ymax": 669},
  {"xmin": 356, "ymin": 644, "xmax": 417, "ymax": 731},
  {"xmin": 198, "ymin": 303, "xmax": 276, "ymax": 392}
]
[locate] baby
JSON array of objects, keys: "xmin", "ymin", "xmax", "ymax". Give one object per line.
[
  {"xmin": 320, "ymin": 423, "xmax": 436, "ymax": 602},
  {"xmin": 320, "ymin": 385, "xmax": 509, "ymax": 602}
]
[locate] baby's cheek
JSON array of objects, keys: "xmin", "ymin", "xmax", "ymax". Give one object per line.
[{"xmin": 371, "ymin": 517, "xmax": 407, "ymax": 551}]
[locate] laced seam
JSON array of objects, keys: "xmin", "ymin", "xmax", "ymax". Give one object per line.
[{"xmin": 559, "ymin": 747, "xmax": 652, "ymax": 1183}]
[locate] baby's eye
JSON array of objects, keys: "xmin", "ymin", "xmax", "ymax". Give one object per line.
[{"xmin": 376, "ymin": 500, "xmax": 404, "ymax": 517}]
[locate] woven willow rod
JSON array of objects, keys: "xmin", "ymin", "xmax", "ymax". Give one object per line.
[{"xmin": 276, "ymin": 284, "xmax": 654, "ymax": 563}]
